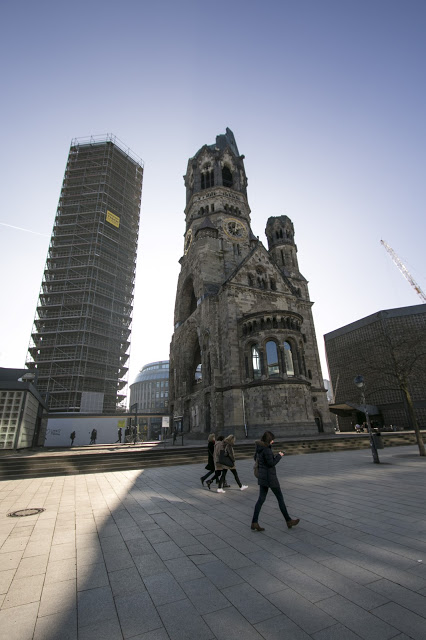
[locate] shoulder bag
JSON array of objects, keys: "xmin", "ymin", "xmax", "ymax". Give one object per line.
[{"xmin": 219, "ymin": 448, "xmax": 234, "ymax": 467}]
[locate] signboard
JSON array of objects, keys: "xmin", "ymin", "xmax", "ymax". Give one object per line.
[
  {"xmin": 162, "ymin": 417, "xmax": 170, "ymax": 429},
  {"xmin": 106, "ymin": 210, "xmax": 120, "ymax": 228}
]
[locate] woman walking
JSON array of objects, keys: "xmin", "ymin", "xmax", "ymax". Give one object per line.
[
  {"xmin": 213, "ymin": 434, "xmax": 248, "ymax": 493},
  {"xmin": 251, "ymin": 430, "xmax": 299, "ymax": 531},
  {"xmin": 200, "ymin": 433, "xmax": 216, "ymax": 486},
  {"xmin": 207, "ymin": 436, "xmax": 226, "ymax": 489}
]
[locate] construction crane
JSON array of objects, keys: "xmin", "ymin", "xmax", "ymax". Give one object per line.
[{"xmin": 381, "ymin": 239, "xmax": 426, "ymax": 303}]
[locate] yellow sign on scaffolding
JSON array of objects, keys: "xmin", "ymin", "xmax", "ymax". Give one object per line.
[{"xmin": 106, "ymin": 210, "xmax": 120, "ymax": 228}]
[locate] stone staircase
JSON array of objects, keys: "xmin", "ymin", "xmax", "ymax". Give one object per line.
[{"xmin": 0, "ymin": 431, "xmax": 422, "ymax": 480}]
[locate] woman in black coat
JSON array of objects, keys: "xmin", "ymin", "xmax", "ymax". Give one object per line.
[
  {"xmin": 251, "ymin": 430, "xmax": 299, "ymax": 531},
  {"xmin": 200, "ymin": 433, "xmax": 216, "ymax": 485}
]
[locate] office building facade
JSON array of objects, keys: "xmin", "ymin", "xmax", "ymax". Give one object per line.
[
  {"xmin": 0, "ymin": 368, "xmax": 48, "ymax": 450},
  {"xmin": 129, "ymin": 361, "xmax": 169, "ymax": 440},
  {"xmin": 325, "ymin": 305, "xmax": 426, "ymax": 431},
  {"xmin": 27, "ymin": 135, "xmax": 143, "ymax": 413},
  {"xmin": 129, "ymin": 360, "xmax": 169, "ymax": 414}
]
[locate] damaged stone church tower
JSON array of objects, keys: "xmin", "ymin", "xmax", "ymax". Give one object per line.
[{"xmin": 169, "ymin": 128, "xmax": 332, "ymax": 437}]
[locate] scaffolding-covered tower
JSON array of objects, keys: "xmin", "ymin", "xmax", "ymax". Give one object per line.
[{"xmin": 27, "ymin": 135, "xmax": 144, "ymax": 413}]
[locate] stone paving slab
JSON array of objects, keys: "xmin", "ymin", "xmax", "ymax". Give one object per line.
[{"xmin": 1, "ymin": 444, "xmax": 426, "ymax": 639}]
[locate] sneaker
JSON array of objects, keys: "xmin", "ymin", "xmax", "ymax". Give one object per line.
[
  {"xmin": 240, "ymin": 485, "xmax": 248, "ymax": 491},
  {"xmin": 217, "ymin": 488, "xmax": 226, "ymax": 493}
]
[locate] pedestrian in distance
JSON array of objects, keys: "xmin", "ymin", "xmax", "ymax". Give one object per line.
[
  {"xmin": 90, "ymin": 428, "xmax": 97, "ymax": 445},
  {"xmin": 116, "ymin": 427, "xmax": 122, "ymax": 443},
  {"xmin": 251, "ymin": 430, "xmax": 299, "ymax": 532},
  {"xmin": 214, "ymin": 434, "xmax": 248, "ymax": 493},
  {"xmin": 70, "ymin": 431, "xmax": 76, "ymax": 446},
  {"xmin": 200, "ymin": 433, "xmax": 216, "ymax": 486}
]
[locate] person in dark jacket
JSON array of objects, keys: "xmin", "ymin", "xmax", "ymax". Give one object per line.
[
  {"xmin": 200, "ymin": 433, "xmax": 216, "ymax": 485},
  {"xmin": 251, "ymin": 430, "xmax": 299, "ymax": 531}
]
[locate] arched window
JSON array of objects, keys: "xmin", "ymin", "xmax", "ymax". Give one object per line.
[
  {"xmin": 180, "ymin": 277, "xmax": 197, "ymax": 322},
  {"xmin": 283, "ymin": 341, "xmax": 295, "ymax": 376},
  {"xmin": 193, "ymin": 343, "xmax": 202, "ymax": 384},
  {"xmin": 266, "ymin": 341, "xmax": 279, "ymax": 376},
  {"xmin": 222, "ymin": 166, "xmax": 233, "ymax": 188},
  {"xmin": 207, "ymin": 353, "xmax": 211, "ymax": 384},
  {"xmin": 252, "ymin": 345, "xmax": 261, "ymax": 379},
  {"xmin": 201, "ymin": 170, "xmax": 214, "ymax": 189}
]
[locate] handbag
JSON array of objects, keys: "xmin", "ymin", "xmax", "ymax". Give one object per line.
[
  {"xmin": 253, "ymin": 455, "xmax": 259, "ymax": 478},
  {"xmin": 219, "ymin": 449, "xmax": 234, "ymax": 467},
  {"xmin": 253, "ymin": 449, "xmax": 262, "ymax": 478}
]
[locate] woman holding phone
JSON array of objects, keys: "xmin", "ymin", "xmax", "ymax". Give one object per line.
[{"xmin": 251, "ymin": 430, "xmax": 299, "ymax": 532}]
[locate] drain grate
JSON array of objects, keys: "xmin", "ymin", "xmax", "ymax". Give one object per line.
[{"xmin": 7, "ymin": 508, "xmax": 45, "ymax": 518}]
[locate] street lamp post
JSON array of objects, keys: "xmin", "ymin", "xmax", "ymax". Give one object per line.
[
  {"xmin": 354, "ymin": 375, "xmax": 380, "ymax": 464},
  {"xmin": 130, "ymin": 403, "xmax": 138, "ymax": 443},
  {"xmin": 130, "ymin": 403, "xmax": 138, "ymax": 428}
]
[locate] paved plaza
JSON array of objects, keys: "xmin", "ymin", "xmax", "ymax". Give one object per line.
[{"xmin": 0, "ymin": 445, "xmax": 426, "ymax": 640}]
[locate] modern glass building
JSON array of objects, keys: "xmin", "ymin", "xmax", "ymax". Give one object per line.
[
  {"xmin": 27, "ymin": 135, "xmax": 143, "ymax": 413},
  {"xmin": 129, "ymin": 361, "xmax": 169, "ymax": 440},
  {"xmin": 129, "ymin": 361, "xmax": 169, "ymax": 413}
]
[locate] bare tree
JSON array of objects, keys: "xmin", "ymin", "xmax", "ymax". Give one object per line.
[{"xmin": 359, "ymin": 317, "xmax": 426, "ymax": 456}]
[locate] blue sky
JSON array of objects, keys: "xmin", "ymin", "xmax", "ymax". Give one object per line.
[{"xmin": 1, "ymin": 0, "xmax": 425, "ymax": 396}]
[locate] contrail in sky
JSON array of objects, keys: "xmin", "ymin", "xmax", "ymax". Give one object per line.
[{"xmin": 0, "ymin": 222, "xmax": 49, "ymax": 237}]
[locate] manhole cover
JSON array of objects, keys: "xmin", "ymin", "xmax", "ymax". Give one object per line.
[{"xmin": 7, "ymin": 508, "xmax": 45, "ymax": 518}]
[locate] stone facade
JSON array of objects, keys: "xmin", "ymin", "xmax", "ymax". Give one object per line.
[{"xmin": 169, "ymin": 129, "xmax": 332, "ymax": 438}]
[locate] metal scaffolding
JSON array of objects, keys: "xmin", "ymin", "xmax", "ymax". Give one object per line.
[{"xmin": 27, "ymin": 135, "xmax": 144, "ymax": 413}]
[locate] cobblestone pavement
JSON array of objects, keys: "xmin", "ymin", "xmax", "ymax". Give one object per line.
[{"xmin": 1, "ymin": 444, "xmax": 425, "ymax": 640}]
